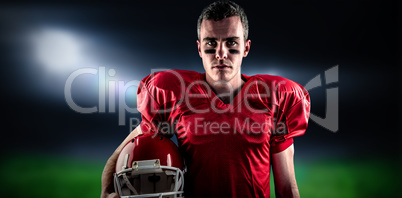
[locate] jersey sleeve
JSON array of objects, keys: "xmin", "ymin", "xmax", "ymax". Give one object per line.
[
  {"xmin": 137, "ymin": 72, "xmax": 179, "ymax": 137},
  {"xmin": 270, "ymin": 79, "xmax": 310, "ymax": 153}
]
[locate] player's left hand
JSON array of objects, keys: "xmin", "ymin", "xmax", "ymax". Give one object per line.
[{"xmin": 105, "ymin": 192, "xmax": 119, "ymax": 198}]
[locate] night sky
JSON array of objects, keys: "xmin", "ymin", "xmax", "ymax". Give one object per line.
[{"xmin": 0, "ymin": 0, "xmax": 400, "ymax": 172}]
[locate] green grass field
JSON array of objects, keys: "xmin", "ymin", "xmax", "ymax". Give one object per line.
[{"xmin": 0, "ymin": 153, "xmax": 399, "ymax": 198}]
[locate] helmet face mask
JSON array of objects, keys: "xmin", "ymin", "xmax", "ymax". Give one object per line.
[{"xmin": 114, "ymin": 134, "xmax": 184, "ymax": 198}]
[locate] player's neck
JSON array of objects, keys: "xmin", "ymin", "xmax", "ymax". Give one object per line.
[{"xmin": 206, "ymin": 75, "xmax": 245, "ymax": 104}]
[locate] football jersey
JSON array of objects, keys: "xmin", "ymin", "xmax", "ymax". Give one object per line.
[{"xmin": 137, "ymin": 70, "xmax": 310, "ymax": 198}]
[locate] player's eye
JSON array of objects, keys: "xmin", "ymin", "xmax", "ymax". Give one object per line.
[
  {"xmin": 227, "ymin": 41, "xmax": 237, "ymax": 47},
  {"xmin": 206, "ymin": 41, "xmax": 217, "ymax": 47}
]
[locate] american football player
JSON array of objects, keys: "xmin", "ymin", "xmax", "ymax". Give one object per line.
[{"xmin": 101, "ymin": 1, "xmax": 310, "ymax": 197}]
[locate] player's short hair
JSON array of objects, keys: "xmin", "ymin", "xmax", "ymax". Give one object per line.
[{"xmin": 197, "ymin": 1, "xmax": 249, "ymax": 41}]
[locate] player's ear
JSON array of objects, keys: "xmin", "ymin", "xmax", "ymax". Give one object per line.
[
  {"xmin": 243, "ymin": 39, "xmax": 251, "ymax": 57},
  {"xmin": 197, "ymin": 40, "xmax": 202, "ymax": 58}
]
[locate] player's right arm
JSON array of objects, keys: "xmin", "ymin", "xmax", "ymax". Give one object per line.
[{"xmin": 100, "ymin": 125, "xmax": 142, "ymax": 198}]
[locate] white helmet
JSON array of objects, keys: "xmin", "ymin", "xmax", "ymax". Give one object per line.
[{"xmin": 114, "ymin": 133, "xmax": 184, "ymax": 198}]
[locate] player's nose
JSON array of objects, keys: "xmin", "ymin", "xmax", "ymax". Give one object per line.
[{"xmin": 215, "ymin": 43, "xmax": 228, "ymax": 60}]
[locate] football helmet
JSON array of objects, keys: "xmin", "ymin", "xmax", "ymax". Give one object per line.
[{"xmin": 114, "ymin": 133, "xmax": 184, "ymax": 198}]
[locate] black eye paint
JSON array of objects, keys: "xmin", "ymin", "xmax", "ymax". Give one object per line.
[
  {"xmin": 204, "ymin": 49, "xmax": 216, "ymax": 54},
  {"xmin": 229, "ymin": 49, "xmax": 240, "ymax": 54},
  {"xmin": 204, "ymin": 49, "xmax": 240, "ymax": 54}
]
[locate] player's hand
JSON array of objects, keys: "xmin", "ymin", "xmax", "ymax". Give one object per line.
[{"xmin": 105, "ymin": 192, "xmax": 119, "ymax": 198}]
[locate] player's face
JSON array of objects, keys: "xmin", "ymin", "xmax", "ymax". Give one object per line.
[{"xmin": 197, "ymin": 16, "xmax": 251, "ymax": 86}]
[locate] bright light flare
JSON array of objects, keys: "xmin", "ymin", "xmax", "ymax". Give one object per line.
[{"xmin": 31, "ymin": 28, "xmax": 84, "ymax": 73}]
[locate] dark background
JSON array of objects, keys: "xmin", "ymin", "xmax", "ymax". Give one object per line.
[{"xmin": 0, "ymin": 0, "xmax": 400, "ymax": 197}]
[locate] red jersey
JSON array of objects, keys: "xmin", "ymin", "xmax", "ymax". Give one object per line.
[{"xmin": 137, "ymin": 70, "xmax": 310, "ymax": 198}]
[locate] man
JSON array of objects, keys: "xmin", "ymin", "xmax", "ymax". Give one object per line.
[{"xmin": 101, "ymin": 1, "xmax": 310, "ymax": 197}]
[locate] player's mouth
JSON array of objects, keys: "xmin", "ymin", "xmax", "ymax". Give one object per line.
[{"xmin": 213, "ymin": 64, "xmax": 231, "ymax": 70}]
